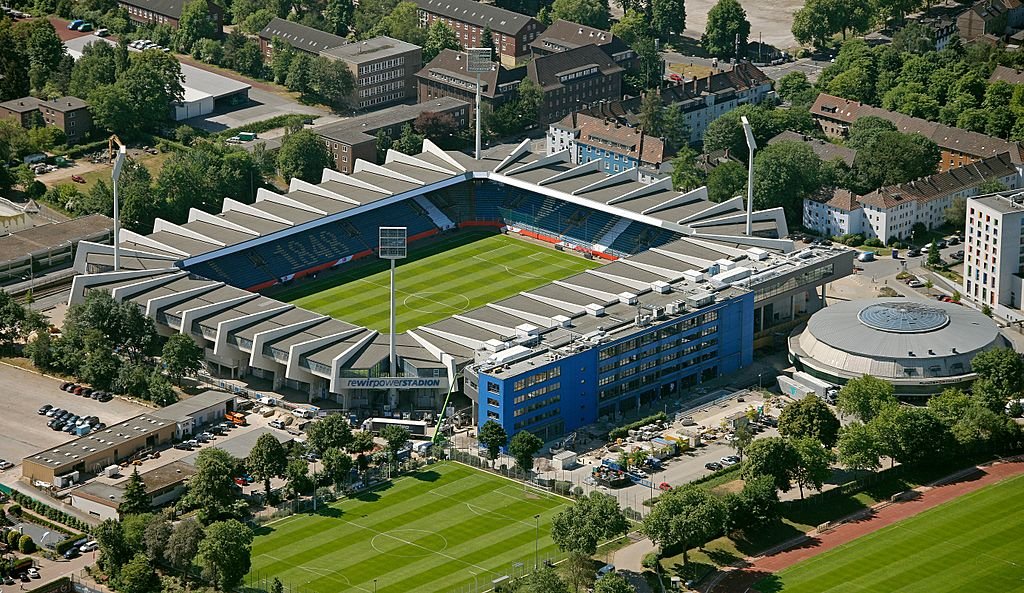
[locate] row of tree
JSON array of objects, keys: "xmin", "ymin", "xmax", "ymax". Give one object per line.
[{"xmin": 25, "ymin": 291, "xmax": 204, "ymax": 404}]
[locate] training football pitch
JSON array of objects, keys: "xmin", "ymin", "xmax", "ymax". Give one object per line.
[
  {"xmin": 761, "ymin": 474, "xmax": 1024, "ymax": 593},
  {"xmin": 272, "ymin": 232, "xmax": 600, "ymax": 332},
  {"xmin": 248, "ymin": 463, "xmax": 571, "ymax": 593}
]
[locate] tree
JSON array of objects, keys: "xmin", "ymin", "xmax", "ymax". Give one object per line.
[
  {"xmin": 777, "ymin": 395, "xmax": 841, "ymax": 447},
  {"xmin": 95, "ymin": 519, "xmax": 131, "ymax": 576},
  {"xmin": 247, "ymin": 432, "xmax": 288, "ymax": 494},
  {"xmin": 550, "ymin": 0, "xmax": 610, "ymax": 29},
  {"xmin": 165, "ymin": 519, "xmax": 204, "ymax": 581},
  {"xmin": 519, "ymin": 567, "xmax": 570, "ymax": 593},
  {"xmin": 702, "ymin": 0, "xmax": 749, "ymax": 59},
  {"xmin": 423, "ymin": 20, "xmax": 461, "ymax": 63},
  {"xmin": 793, "ymin": 0, "xmax": 870, "ymax": 47},
  {"xmin": 651, "ymin": 0, "xmax": 684, "ymax": 39},
  {"xmin": 776, "ymin": 72, "xmax": 815, "ymax": 107},
  {"xmin": 792, "ymin": 437, "xmax": 832, "ymax": 499},
  {"xmin": 731, "ymin": 423, "xmax": 754, "ymax": 459},
  {"xmin": 944, "ymin": 196, "xmax": 968, "ymax": 229},
  {"xmin": 509, "ymin": 430, "xmax": 543, "ymax": 475},
  {"xmin": 119, "ymin": 553, "xmax": 159, "ymax": 593},
  {"xmin": 372, "ymin": 1, "xmax": 425, "ymax": 46},
  {"xmin": 306, "ymin": 414, "xmax": 354, "ymax": 453},
  {"xmin": 741, "ymin": 437, "xmax": 799, "ymax": 492},
  {"xmin": 414, "ymin": 111, "xmax": 459, "ymax": 142},
  {"xmin": 162, "ymin": 333, "xmax": 203, "ymax": 386},
  {"xmin": 199, "ymin": 519, "xmax": 254, "ymax": 590},
  {"xmin": 725, "ymin": 474, "xmax": 779, "ymax": 533},
  {"xmin": 753, "ymin": 140, "xmax": 822, "ymax": 225},
  {"xmin": 14, "ymin": 19, "xmax": 66, "ymax": 91},
  {"xmin": 611, "ymin": 10, "xmax": 649, "ymax": 46},
  {"xmin": 669, "ymin": 148, "xmax": 705, "ymax": 192},
  {"xmin": 309, "ymin": 56, "xmax": 355, "ymax": 109},
  {"xmin": 551, "ymin": 492, "xmax": 628, "ymax": 555},
  {"xmin": 392, "ymin": 123, "xmax": 424, "ymax": 155},
  {"xmin": 348, "ymin": 430, "xmax": 376, "ymax": 454},
  {"xmin": 380, "ymin": 424, "xmax": 411, "ymax": 466},
  {"xmin": 69, "ymin": 41, "xmax": 117, "ymax": 98},
  {"xmin": 91, "ymin": 50, "xmax": 184, "ymax": 136},
  {"xmin": 851, "ymin": 131, "xmax": 940, "ymax": 193},
  {"xmin": 836, "ymin": 375, "xmax": 898, "ymax": 422},
  {"xmin": 120, "ymin": 469, "xmax": 151, "ymax": 516},
  {"xmin": 321, "ymin": 447, "xmax": 354, "ymax": 486},
  {"xmin": 633, "ymin": 36, "xmax": 662, "ymax": 89},
  {"xmin": 324, "ymin": 0, "xmax": 355, "ymax": 35},
  {"xmin": 277, "ymin": 130, "xmax": 330, "ymax": 183},
  {"xmin": 836, "ymin": 422, "xmax": 882, "ymax": 471},
  {"xmin": 927, "ymin": 240, "xmax": 940, "ymax": 267},
  {"xmin": 286, "ymin": 457, "xmax": 314, "ymax": 498},
  {"xmin": 706, "ymin": 161, "xmax": 747, "ymax": 203},
  {"xmin": 970, "ymin": 348, "xmax": 1024, "ymax": 398},
  {"xmin": 593, "ymin": 573, "xmax": 633, "ymax": 593},
  {"xmin": 143, "ymin": 515, "xmax": 172, "ymax": 564},
  {"xmin": 179, "ymin": 448, "xmax": 239, "ymax": 522},
  {"xmin": 481, "ymin": 26, "xmax": 496, "ymax": 59},
  {"xmin": 174, "ymin": 0, "xmax": 218, "ymax": 53},
  {"xmin": 0, "ymin": 19, "xmax": 30, "ymax": 101},
  {"xmin": 354, "ymin": 0, "xmax": 398, "ymax": 39},
  {"xmin": 642, "ymin": 485, "xmax": 728, "ymax": 565},
  {"xmin": 147, "ymin": 371, "xmax": 178, "ymax": 406},
  {"xmin": 870, "ymin": 405, "xmax": 950, "ymax": 467},
  {"xmin": 478, "ymin": 420, "xmax": 508, "ymax": 464},
  {"xmin": 639, "ymin": 91, "xmax": 663, "ymax": 137}
]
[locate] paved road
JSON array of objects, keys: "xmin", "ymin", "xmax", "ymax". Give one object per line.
[{"xmin": 761, "ymin": 58, "xmax": 831, "ymax": 83}]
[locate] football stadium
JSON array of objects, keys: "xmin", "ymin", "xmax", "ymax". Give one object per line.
[{"xmin": 68, "ymin": 140, "xmax": 854, "ymax": 441}]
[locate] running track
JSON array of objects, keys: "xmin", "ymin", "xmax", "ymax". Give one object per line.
[{"xmin": 707, "ymin": 459, "xmax": 1024, "ymax": 593}]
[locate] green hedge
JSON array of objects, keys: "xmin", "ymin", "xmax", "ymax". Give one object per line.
[
  {"xmin": 608, "ymin": 412, "xmax": 669, "ymax": 441},
  {"xmin": 690, "ymin": 462, "xmax": 743, "ymax": 486},
  {"xmin": 213, "ymin": 114, "xmax": 309, "ymax": 139},
  {"xmin": 55, "ymin": 537, "xmax": 87, "ymax": 555},
  {"xmin": 10, "ymin": 492, "xmax": 91, "ymax": 534}
]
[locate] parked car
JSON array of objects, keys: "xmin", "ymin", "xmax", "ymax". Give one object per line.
[
  {"xmin": 0, "ymin": 460, "xmax": 14, "ymax": 470},
  {"xmin": 907, "ymin": 247, "xmax": 921, "ymax": 257},
  {"xmin": 71, "ymin": 174, "xmax": 86, "ymax": 183},
  {"xmin": 948, "ymin": 236, "xmax": 960, "ymax": 245},
  {"xmin": 234, "ymin": 477, "xmax": 247, "ymax": 486},
  {"xmin": 195, "ymin": 433, "xmax": 211, "ymax": 443},
  {"xmin": 80, "ymin": 540, "xmax": 98, "ymax": 552},
  {"xmin": 27, "ymin": 568, "xmax": 39, "ymax": 579},
  {"xmin": 173, "ymin": 443, "xmax": 192, "ymax": 451},
  {"xmin": 658, "ymin": 482, "xmax": 671, "ymax": 491},
  {"xmin": 64, "ymin": 547, "xmax": 80, "ymax": 559},
  {"xmin": 269, "ymin": 419, "xmax": 285, "ymax": 429},
  {"xmin": 93, "ymin": 27, "xmax": 108, "ymax": 36},
  {"xmin": 67, "ymin": 19, "xmax": 83, "ymax": 29},
  {"xmin": 705, "ymin": 462, "xmax": 723, "ymax": 471},
  {"xmin": 953, "ymin": 250, "xmax": 964, "ymax": 260},
  {"xmin": 38, "ymin": 404, "xmax": 52, "ymax": 415},
  {"xmin": 98, "ymin": 393, "xmax": 112, "ymax": 402},
  {"xmin": 908, "ymin": 279, "xmax": 925, "ymax": 288},
  {"xmin": 80, "ymin": 387, "xmax": 93, "ymax": 397},
  {"xmin": 721, "ymin": 455, "xmax": 740, "ymax": 465},
  {"xmin": 59, "ymin": 382, "xmax": 72, "ymax": 391}
]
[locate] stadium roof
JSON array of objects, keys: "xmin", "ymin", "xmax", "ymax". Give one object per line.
[{"xmin": 70, "ymin": 141, "xmax": 851, "ymax": 380}]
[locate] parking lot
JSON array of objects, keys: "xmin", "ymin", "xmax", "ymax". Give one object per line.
[
  {"xmin": 535, "ymin": 389, "xmax": 787, "ymax": 513},
  {"xmin": 0, "ymin": 364, "xmax": 149, "ymax": 472}
]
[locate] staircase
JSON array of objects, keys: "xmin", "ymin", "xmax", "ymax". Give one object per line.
[
  {"xmin": 414, "ymin": 195, "xmax": 455, "ymax": 229},
  {"xmin": 593, "ymin": 217, "xmax": 633, "ymax": 253}
]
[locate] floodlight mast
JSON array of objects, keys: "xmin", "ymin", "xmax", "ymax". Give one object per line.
[
  {"xmin": 379, "ymin": 227, "xmax": 407, "ymax": 409},
  {"xmin": 741, "ymin": 116, "xmax": 757, "ymax": 236},
  {"xmin": 467, "ymin": 48, "xmax": 493, "ymax": 160},
  {"xmin": 111, "ymin": 142, "xmax": 127, "ymax": 271}
]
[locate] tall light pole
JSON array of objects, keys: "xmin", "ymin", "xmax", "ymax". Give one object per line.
[
  {"xmin": 379, "ymin": 227, "xmax": 407, "ymax": 411},
  {"xmin": 533, "ymin": 514, "xmax": 540, "ymax": 570},
  {"xmin": 741, "ymin": 116, "xmax": 756, "ymax": 237},
  {"xmin": 112, "ymin": 144, "xmax": 127, "ymax": 271},
  {"xmin": 467, "ymin": 48, "xmax": 493, "ymax": 160}
]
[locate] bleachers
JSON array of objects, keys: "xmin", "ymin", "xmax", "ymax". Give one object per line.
[
  {"xmin": 560, "ymin": 209, "xmax": 618, "ymax": 244},
  {"xmin": 188, "ymin": 250, "xmax": 275, "ymax": 289},
  {"xmin": 608, "ymin": 222, "xmax": 682, "ymax": 255},
  {"xmin": 472, "ymin": 181, "xmax": 505, "ymax": 221},
  {"xmin": 426, "ymin": 185, "xmax": 474, "ymax": 222}
]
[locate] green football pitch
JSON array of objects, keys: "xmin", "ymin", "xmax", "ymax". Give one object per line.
[
  {"xmin": 248, "ymin": 462, "xmax": 571, "ymax": 593},
  {"xmin": 762, "ymin": 473, "xmax": 1024, "ymax": 593},
  {"xmin": 271, "ymin": 232, "xmax": 600, "ymax": 332}
]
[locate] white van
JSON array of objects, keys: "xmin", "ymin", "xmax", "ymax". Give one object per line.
[{"xmin": 292, "ymin": 408, "xmax": 315, "ymax": 419}]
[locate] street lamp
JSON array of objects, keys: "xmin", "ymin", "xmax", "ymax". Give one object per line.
[
  {"xmin": 533, "ymin": 514, "xmax": 540, "ymax": 571},
  {"xmin": 741, "ymin": 115, "xmax": 756, "ymax": 237},
  {"xmin": 373, "ymin": 579, "xmax": 377, "ymax": 593}
]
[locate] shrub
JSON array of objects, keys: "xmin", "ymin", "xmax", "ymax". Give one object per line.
[
  {"xmin": 642, "ymin": 552, "xmax": 659, "ymax": 569},
  {"xmin": 608, "ymin": 412, "xmax": 669, "ymax": 440},
  {"xmin": 7, "ymin": 530, "xmax": 19, "ymax": 548},
  {"xmin": 552, "ymin": 481, "xmax": 572, "ymax": 496},
  {"xmin": 8, "ymin": 505, "xmax": 20, "ymax": 517},
  {"xmin": 571, "ymin": 486, "xmax": 584, "ymax": 497},
  {"xmin": 864, "ymin": 238, "xmax": 884, "ymax": 247},
  {"xmin": 1008, "ymin": 401, "xmax": 1023, "ymax": 418},
  {"xmin": 18, "ymin": 535, "xmax": 34, "ymax": 554}
]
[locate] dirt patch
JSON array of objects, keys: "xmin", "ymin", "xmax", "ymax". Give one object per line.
[{"xmin": 709, "ymin": 479, "xmax": 745, "ymax": 496}]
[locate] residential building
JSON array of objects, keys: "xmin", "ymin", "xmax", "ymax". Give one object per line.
[
  {"xmin": 657, "ymin": 62, "xmax": 773, "ymax": 145},
  {"xmin": 989, "ymin": 64, "xmax": 1024, "ymax": 84},
  {"xmin": 413, "ymin": 0, "xmax": 544, "ymax": 67},
  {"xmin": 546, "ymin": 112, "xmax": 666, "ymax": 181},
  {"xmin": 320, "ymin": 36, "xmax": 422, "ymax": 110},
  {"xmin": 529, "ymin": 44, "xmax": 624, "ymax": 124},
  {"xmin": 117, "ymin": 0, "xmax": 222, "ymax": 32},
  {"xmin": 963, "ymin": 190, "xmax": 1024, "ymax": 317},
  {"xmin": 768, "ymin": 131, "xmax": 857, "ymax": 167},
  {"xmin": 956, "ymin": 0, "xmax": 1024, "ymax": 41},
  {"xmin": 811, "ymin": 93, "xmax": 1024, "ymax": 171},
  {"xmin": 313, "ymin": 97, "xmax": 469, "ymax": 173},
  {"xmin": 416, "ymin": 49, "xmax": 525, "ymax": 118},
  {"xmin": 258, "ymin": 17, "xmax": 346, "ymax": 60},
  {"xmin": 803, "ymin": 152, "xmax": 1021, "ymax": 241},
  {"xmin": 0, "ymin": 96, "xmax": 92, "ymax": 144},
  {"xmin": 529, "ymin": 19, "xmax": 636, "ymax": 70}
]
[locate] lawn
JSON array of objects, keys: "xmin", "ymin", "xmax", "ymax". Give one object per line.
[
  {"xmin": 247, "ymin": 463, "xmax": 571, "ymax": 593},
  {"xmin": 758, "ymin": 473, "xmax": 1024, "ymax": 593},
  {"xmin": 271, "ymin": 231, "xmax": 600, "ymax": 332}
]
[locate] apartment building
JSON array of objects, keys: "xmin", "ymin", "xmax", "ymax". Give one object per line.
[
  {"xmin": 529, "ymin": 44, "xmax": 623, "ymax": 124},
  {"xmin": 313, "ymin": 98, "xmax": 468, "ymax": 173},
  {"xmin": 0, "ymin": 96, "xmax": 92, "ymax": 144},
  {"xmin": 811, "ymin": 93, "xmax": 1024, "ymax": 171},
  {"xmin": 413, "ymin": 0, "xmax": 543, "ymax": 67},
  {"xmin": 117, "ymin": 0, "xmax": 222, "ymax": 32},
  {"xmin": 546, "ymin": 112, "xmax": 666, "ymax": 181},
  {"xmin": 320, "ymin": 37, "xmax": 422, "ymax": 110},
  {"xmin": 257, "ymin": 17, "xmax": 346, "ymax": 60},
  {"xmin": 529, "ymin": 19, "xmax": 635, "ymax": 70},
  {"xmin": 956, "ymin": 0, "xmax": 1024, "ymax": 41},
  {"xmin": 416, "ymin": 49, "xmax": 525, "ymax": 118},
  {"xmin": 963, "ymin": 190, "xmax": 1024, "ymax": 317},
  {"xmin": 803, "ymin": 153, "xmax": 1021, "ymax": 241}
]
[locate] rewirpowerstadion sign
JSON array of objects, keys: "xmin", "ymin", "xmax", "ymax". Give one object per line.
[{"xmin": 337, "ymin": 377, "xmax": 449, "ymax": 390}]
